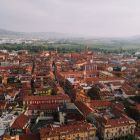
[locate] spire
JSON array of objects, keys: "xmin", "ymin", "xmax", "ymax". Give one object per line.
[
  {"xmin": 85, "ymin": 45, "xmax": 88, "ymax": 54},
  {"xmin": 55, "ymin": 48, "xmax": 57, "ymax": 61},
  {"xmin": 55, "ymin": 48, "xmax": 57, "ymax": 54},
  {"xmin": 49, "ymin": 50, "xmax": 52, "ymax": 58},
  {"xmin": 83, "ymin": 65, "xmax": 86, "ymax": 80}
]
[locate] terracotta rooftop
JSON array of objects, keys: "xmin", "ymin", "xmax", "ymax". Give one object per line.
[
  {"xmin": 96, "ymin": 114, "xmax": 135, "ymax": 128},
  {"xmin": 11, "ymin": 113, "xmax": 30, "ymax": 129},
  {"xmin": 19, "ymin": 132, "xmax": 40, "ymax": 140},
  {"xmin": 40, "ymin": 121, "xmax": 96, "ymax": 138}
]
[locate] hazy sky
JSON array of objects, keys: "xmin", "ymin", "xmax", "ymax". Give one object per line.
[{"xmin": 0, "ymin": 0, "xmax": 140, "ymax": 37}]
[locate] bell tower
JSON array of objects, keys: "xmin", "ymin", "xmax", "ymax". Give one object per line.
[
  {"xmin": 83, "ymin": 65, "xmax": 86, "ymax": 80},
  {"xmin": 85, "ymin": 45, "xmax": 88, "ymax": 54},
  {"xmin": 49, "ymin": 50, "xmax": 52, "ymax": 59},
  {"xmin": 55, "ymin": 48, "xmax": 57, "ymax": 61}
]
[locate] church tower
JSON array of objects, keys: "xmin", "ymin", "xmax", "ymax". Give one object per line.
[
  {"xmin": 55, "ymin": 48, "xmax": 57, "ymax": 61},
  {"xmin": 85, "ymin": 45, "xmax": 88, "ymax": 54},
  {"xmin": 49, "ymin": 50, "xmax": 52, "ymax": 59},
  {"xmin": 83, "ymin": 65, "xmax": 86, "ymax": 80}
]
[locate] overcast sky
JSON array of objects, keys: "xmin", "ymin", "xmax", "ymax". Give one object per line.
[{"xmin": 0, "ymin": 0, "xmax": 140, "ymax": 37}]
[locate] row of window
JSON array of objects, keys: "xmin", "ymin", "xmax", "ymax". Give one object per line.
[
  {"xmin": 107, "ymin": 126, "xmax": 133, "ymax": 132},
  {"xmin": 44, "ymin": 136, "xmax": 93, "ymax": 140},
  {"xmin": 26, "ymin": 100, "xmax": 68, "ymax": 104},
  {"xmin": 106, "ymin": 130, "xmax": 133, "ymax": 137},
  {"xmin": 38, "ymin": 90, "xmax": 52, "ymax": 93}
]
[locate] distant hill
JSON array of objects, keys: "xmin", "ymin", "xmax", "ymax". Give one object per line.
[
  {"xmin": 0, "ymin": 29, "xmax": 77, "ymax": 38},
  {"xmin": 0, "ymin": 29, "xmax": 26, "ymax": 37},
  {"xmin": 129, "ymin": 35, "xmax": 140, "ymax": 40}
]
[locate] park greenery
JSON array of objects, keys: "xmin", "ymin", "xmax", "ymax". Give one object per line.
[{"xmin": 0, "ymin": 43, "xmax": 140, "ymax": 55}]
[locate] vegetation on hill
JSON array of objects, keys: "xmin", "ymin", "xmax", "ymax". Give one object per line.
[{"xmin": 0, "ymin": 42, "xmax": 140, "ymax": 54}]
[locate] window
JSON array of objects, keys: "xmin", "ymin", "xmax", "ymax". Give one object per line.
[{"xmin": 68, "ymin": 135, "xmax": 70, "ymax": 138}]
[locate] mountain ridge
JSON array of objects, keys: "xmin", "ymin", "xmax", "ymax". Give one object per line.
[{"xmin": 0, "ymin": 29, "xmax": 77, "ymax": 38}]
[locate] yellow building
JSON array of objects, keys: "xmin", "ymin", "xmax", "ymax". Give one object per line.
[
  {"xmin": 136, "ymin": 120, "xmax": 140, "ymax": 131},
  {"xmin": 40, "ymin": 121, "xmax": 97, "ymax": 140},
  {"xmin": 37, "ymin": 88, "xmax": 53, "ymax": 96},
  {"xmin": 99, "ymin": 71, "xmax": 113, "ymax": 77},
  {"xmin": 135, "ymin": 131, "xmax": 140, "ymax": 140},
  {"xmin": 0, "ymin": 134, "xmax": 19, "ymax": 140},
  {"xmin": 96, "ymin": 115, "xmax": 136, "ymax": 140}
]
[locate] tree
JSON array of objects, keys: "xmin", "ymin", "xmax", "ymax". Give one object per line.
[
  {"xmin": 129, "ymin": 107, "xmax": 140, "ymax": 120},
  {"xmin": 87, "ymin": 85, "xmax": 101, "ymax": 100},
  {"xmin": 14, "ymin": 111, "xmax": 19, "ymax": 115},
  {"xmin": 137, "ymin": 75, "xmax": 140, "ymax": 78},
  {"xmin": 115, "ymin": 72, "xmax": 122, "ymax": 77},
  {"xmin": 51, "ymin": 89, "xmax": 57, "ymax": 95}
]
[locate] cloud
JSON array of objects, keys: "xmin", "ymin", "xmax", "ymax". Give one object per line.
[{"xmin": 0, "ymin": 0, "xmax": 140, "ymax": 37}]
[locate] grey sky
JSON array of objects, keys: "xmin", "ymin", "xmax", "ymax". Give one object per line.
[{"xmin": 0, "ymin": 0, "xmax": 140, "ymax": 37}]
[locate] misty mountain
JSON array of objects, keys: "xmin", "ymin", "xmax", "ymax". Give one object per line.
[
  {"xmin": 0, "ymin": 29, "xmax": 77, "ymax": 38},
  {"xmin": 0, "ymin": 29, "xmax": 26, "ymax": 37},
  {"xmin": 128, "ymin": 35, "xmax": 140, "ymax": 40}
]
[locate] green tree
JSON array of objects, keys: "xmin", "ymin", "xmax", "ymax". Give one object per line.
[
  {"xmin": 14, "ymin": 111, "xmax": 19, "ymax": 115},
  {"xmin": 129, "ymin": 107, "xmax": 140, "ymax": 120},
  {"xmin": 51, "ymin": 89, "xmax": 57, "ymax": 95},
  {"xmin": 87, "ymin": 85, "xmax": 101, "ymax": 100},
  {"xmin": 115, "ymin": 72, "xmax": 122, "ymax": 77}
]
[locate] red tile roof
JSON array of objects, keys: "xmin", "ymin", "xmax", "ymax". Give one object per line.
[
  {"xmin": 75, "ymin": 101, "xmax": 95, "ymax": 115},
  {"xmin": 111, "ymin": 106, "xmax": 126, "ymax": 115},
  {"xmin": 90, "ymin": 100, "xmax": 111, "ymax": 109},
  {"xmin": 96, "ymin": 114, "xmax": 135, "ymax": 128},
  {"xmin": 111, "ymin": 102, "xmax": 125, "ymax": 110},
  {"xmin": 0, "ymin": 133, "xmax": 11, "ymax": 139},
  {"xmin": 11, "ymin": 113, "xmax": 30, "ymax": 129},
  {"xmin": 131, "ymin": 104, "xmax": 140, "ymax": 110},
  {"xmin": 24, "ymin": 94, "xmax": 70, "ymax": 101},
  {"xmin": 40, "ymin": 121, "xmax": 96, "ymax": 138},
  {"xmin": 19, "ymin": 132, "xmax": 40, "ymax": 140}
]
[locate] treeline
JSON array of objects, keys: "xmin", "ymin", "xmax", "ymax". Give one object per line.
[{"xmin": 0, "ymin": 43, "xmax": 139, "ymax": 54}]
